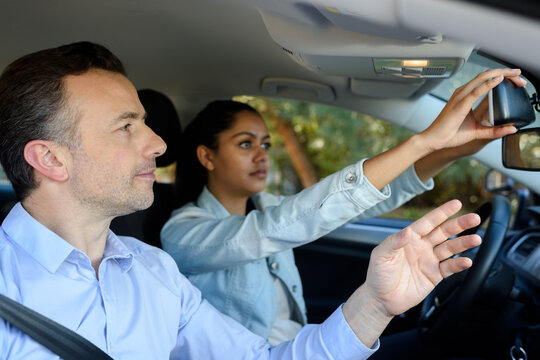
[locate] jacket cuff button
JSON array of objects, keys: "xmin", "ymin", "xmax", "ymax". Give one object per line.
[{"xmin": 345, "ymin": 172, "xmax": 357, "ymax": 183}]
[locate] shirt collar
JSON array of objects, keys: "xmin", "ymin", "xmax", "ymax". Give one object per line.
[
  {"xmin": 2, "ymin": 203, "xmax": 76, "ymax": 273},
  {"xmin": 104, "ymin": 231, "xmax": 134, "ymax": 272},
  {"xmin": 2, "ymin": 202, "xmax": 134, "ymax": 273}
]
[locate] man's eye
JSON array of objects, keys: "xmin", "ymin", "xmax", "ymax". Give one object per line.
[
  {"xmin": 261, "ymin": 142, "xmax": 271, "ymax": 151},
  {"xmin": 120, "ymin": 124, "xmax": 132, "ymax": 132},
  {"xmin": 239, "ymin": 141, "xmax": 251, "ymax": 149}
]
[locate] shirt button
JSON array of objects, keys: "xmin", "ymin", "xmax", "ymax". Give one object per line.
[
  {"xmin": 345, "ymin": 172, "xmax": 357, "ymax": 183},
  {"xmin": 292, "ymin": 285, "xmax": 297, "ymax": 292},
  {"xmin": 270, "ymin": 262, "xmax": 279, "ymax": 270}
]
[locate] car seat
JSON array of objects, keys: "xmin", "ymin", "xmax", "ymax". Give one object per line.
[{"xmin": 110, "ymin": 89, "xmax": 182, "ymax": 248}]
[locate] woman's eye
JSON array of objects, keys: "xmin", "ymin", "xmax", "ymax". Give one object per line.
[
  {"xmin": 261, "ymin": 142, "xmax": 271, "ymax": 151},
  {"xmin": 239, "ymin": 141, "xmax": 251, "ymax": 149}
]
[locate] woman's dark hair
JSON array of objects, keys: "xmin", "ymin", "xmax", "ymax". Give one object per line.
[
  {"xmin": 176, "ymin": 100, "xmax": 260, "ymax": 207},
  {"xmin": 0, "ymin": 41, "xmax": 126, "ymax": 200}
]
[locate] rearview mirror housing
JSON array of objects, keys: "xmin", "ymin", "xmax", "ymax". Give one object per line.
[{"xmin": 489, "ymin": 79, "xmax": 535, "ymax": 128}]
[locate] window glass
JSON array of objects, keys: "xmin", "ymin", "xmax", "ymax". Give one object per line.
[
  {"xmin": 0, "ymin": 166, "xmax": 9, "ymax": 186},
  {"xmin": 233, "ymin": 95, "xmax": 489, "ymax": 220},
  {"xmin": 155, "ymin": 162, "xmax": 176, "ymax": 184},
  {"xmin": 431, "ymin": 51, "xmax": 492, "ymax": 101}
]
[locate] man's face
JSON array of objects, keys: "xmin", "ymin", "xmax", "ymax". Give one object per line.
[{"xmin": 63, "ymin": 69, "xmax": 166, "ymax": 217}]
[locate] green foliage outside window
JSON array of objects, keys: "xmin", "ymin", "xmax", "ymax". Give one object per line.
[{"xmin": 235, "ymin": 96, "xmax": 489, "ymax": 220}]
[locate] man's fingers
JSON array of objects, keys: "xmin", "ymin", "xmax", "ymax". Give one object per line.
[
  {"xmin": 408, "ymin": 199, "xmax": 462, "ymax": 237},
  {"xmin": 433, "ymin": 234, "xmax": 482, "ymax": 261},
  {"xmin": 426, "ymin": 212, "xmax": 481, "ymax": 246},
  {"xmin": 440, "ymin": 257, "xmax": 473, "ymax": 278}
]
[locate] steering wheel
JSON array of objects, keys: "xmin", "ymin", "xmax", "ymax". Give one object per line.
[{"xmin": 418, "ymin": 195, "xmax": 511, "ymax": 342}]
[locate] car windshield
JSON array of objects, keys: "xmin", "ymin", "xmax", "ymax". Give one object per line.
[{"xmin": 432, "ymin": 51, "xmax": 539, "ymax": 112}]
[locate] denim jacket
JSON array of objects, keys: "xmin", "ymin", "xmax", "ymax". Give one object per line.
[{"xmin": 161, "ymin": 159, "xmax": 433, "ymax": 339}]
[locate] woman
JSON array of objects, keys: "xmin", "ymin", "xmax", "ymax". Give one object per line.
[{"xmin": 161, "ymin": 69, "xmax": 524, "ymax": 344}]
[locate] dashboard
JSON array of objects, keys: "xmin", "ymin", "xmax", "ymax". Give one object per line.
[
  {"xmin": 506, "ymin": 229, "xmax": 540, "ymax": 286},
  {"xmin": 498, "ymin": 225, "xmax": 540, "ymax": 359}
]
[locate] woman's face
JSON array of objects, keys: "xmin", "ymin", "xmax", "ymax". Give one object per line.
[{"xmin": 205, "ymin": 111, "xmax": 271, "ymax": 199}]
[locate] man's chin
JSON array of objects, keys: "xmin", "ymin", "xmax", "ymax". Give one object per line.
[
  {"xmin": 133, "ymin": 193, "xmax": 155, "ymax": 211},
  {"xmin": 115, "ymin": 193, "xmax": 155, "ymax": 217}
]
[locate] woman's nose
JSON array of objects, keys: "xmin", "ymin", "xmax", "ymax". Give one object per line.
[{"xmin": 253, "ymin": 146, "xmax": 269, "ymax": 163}]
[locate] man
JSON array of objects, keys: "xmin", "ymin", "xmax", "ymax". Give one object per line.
[{"xmin": 0, "ymin": 41, "xmax": 509, "ymax": 359}]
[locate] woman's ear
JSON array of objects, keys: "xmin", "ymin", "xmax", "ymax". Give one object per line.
[
  {"xmin": 23, "ymin": 140, "xmax": 69, "ymax": 182},
  {"xmin": 196, "ymin": 145, "xmax": 215, "ymax": 171}
]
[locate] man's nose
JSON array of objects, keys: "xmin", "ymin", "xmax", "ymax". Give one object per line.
[{"xmin": 146, "ymin": 129, "xmax": 167, "ymax": 159}]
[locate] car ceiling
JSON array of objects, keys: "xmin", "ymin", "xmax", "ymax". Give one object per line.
[
  {"xmin": 1, "ymin": 0, "xmax": 540, "ymax": 192},
  {"xmin": 1, "ymin": 0, "xmax": 538, "ymax": 116}
]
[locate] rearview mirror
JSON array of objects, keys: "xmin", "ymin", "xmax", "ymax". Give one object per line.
[
  {"xmin": 502, "ymin": 127, "xmax": 540, "ymax": 171},
  {"xmin": 489, "ymin": 79, "xmax": 535, "ymax": 128}
]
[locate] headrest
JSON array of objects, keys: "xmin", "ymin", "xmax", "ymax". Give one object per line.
[{"xmin": 137, "ymin": 89, "xmax": 182, "ymax": 167}]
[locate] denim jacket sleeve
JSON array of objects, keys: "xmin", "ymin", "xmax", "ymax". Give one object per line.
[
  {"xmin": 161, "ymin": 159, "xmax": 429, "ymax": 274},
  {"xmin": 351, "ymin": 163, "xmax": 434, "ymax": 221}
]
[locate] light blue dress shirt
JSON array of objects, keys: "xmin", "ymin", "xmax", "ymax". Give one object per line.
[
  {"xmin": 0, "ymin": 202, "xmax": 376, "ymax": 359},
  {"xmin": 161, "ymin": 159, "xmax": 433, "ymax": 339}
]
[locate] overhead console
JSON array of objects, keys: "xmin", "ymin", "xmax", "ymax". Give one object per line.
[{"xmin": 252, "ymin": 0, "xmax": 474, "ymax": 98}]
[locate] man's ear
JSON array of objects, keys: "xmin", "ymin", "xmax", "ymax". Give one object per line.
[
  {"xmin": 196, "ymin": 145, "xmax": 215, "ymax": 171},
  {"xmin": 23, "ymin": 140, "xmax": 69, "ymax": 182}
]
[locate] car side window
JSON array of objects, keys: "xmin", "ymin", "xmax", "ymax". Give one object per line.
[
  {"xmin": 235, "ymin": 96, "xmax": 489, "ymax": 220},
  {"xmin": 0, "ymin": 167, "xmax": 8, "ymax": 186}
]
